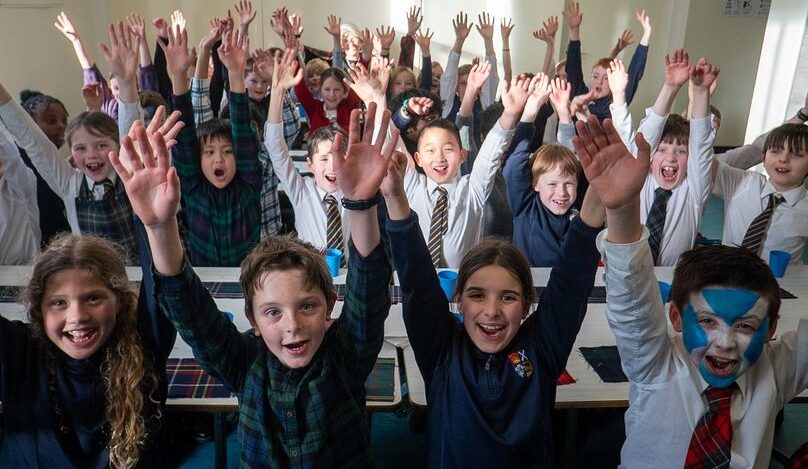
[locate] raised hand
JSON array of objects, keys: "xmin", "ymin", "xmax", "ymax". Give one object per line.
[
  {"xmin": 271, "ymin": 48, "xmax": 303, "ymax": 91},
  {"xmin": 376, "ymin": 25, "xmax": 396, "ymax": 51},
  {"xmin": 110, "ymin": 121, "xmax": 180, "ymax": 229},
  {"xmin": 370, "ymin": 55, "xmax": 393, "ymax": 94},
  {"xmin": 664, "ymin": 48, "xmax": 690, "ymax": 87},
  {"xmin": 500, "ymin": 18, "xmax": 514, "ymax": 41},
  {"xmin": 324, "ymin": 14, "xmax": 341, "ymax": 38},
  {"xmin": 345, "ymin": 62, "xmax": 377, "ymax": 104},
  {"xmin": 234, "ymin": 0, "xmax": 257, "ymax": 30},
  {"xmin": 573, "ymin": 116, "xmax": 650, "ymax": 210},
  {"xmin": 100, "ymin": 21, "xmax": 141, "ymax": 83},
  {"xmin": 220, "ymin": 10, "xmax": 235, "ymax": 34},
  {"xmin": 570, "ymin": 89, "xmax": 594, "ymax": 117},
  {"xmin": 81, "ymin": 84, "xmax": 103, "ymax": 111},
  {"xmin": 533, "ymin": 15, "xmax": 558, "ymax": 45},
  {"xmin": 152, "ymin": 17, "xmax": 168, "ymax": 38},
  {"xmin": 54, "ymin": 11, "xmax": 80, "ymax": 41},
  {"xmin": 501, "ymin": 75, "xmax": 531, "ymax": 113},
  {"xmin": 143, "ymin": 105, "xmax": 184, "ymax": 149},
  {"xmin": 615, "ymin": 29, "xmax": 634, "ymax": 52},
  {"xmin": 607, "ymin": 59, "xmax": 629, "ymax": 96},
  {"xmin": 549, "ymin": 77, "xmax": 572, "ymax": 122},
  {"xmin": 200, "ymin": 19, "xmax": 222, "ymax": 51},
  {"xmin": 332, "ymin": 102, "xmax": 399, "ymax": 200},
  {"xmin": 466, "ymin": 60, "xmax": 492, "ymax": 96},
  {"xmin": 289, "ymin": 14, "xmax": 304, "ymax": 37},
  {"xmin": 406, "ymin": 6, "xmax": 422, "ymax": 36},
  {"xmin": 523, "ymin": 73, "xmax": 551, "ymax": 118},
  {"xmin": 564, "ymin": 2, "xmax": 582, "ymax": 30},
  {"xmin": 690, "ymin": 57, "xmax": 719, "ymax": 89},
  {"xmin": 453, "ymin": 12, "xmax": 472, "ymax": 41},
  {"xmin": 359, "ymin": 28, "xmax": 374, "ymax": 58},
  {"xmin": 126, "ymin": 13, "xmax": 146, "ymax": 40},
  {"xmin": 218, "ymin": 29, "xmax": 250, "ymax": 73},
  {"xmin": 408, "ymin": 96, "xmax": 434, "ymax": 116},
  {"xmin": 636, "ymin": 9, "xmax": 652, "ymax": 40},
  {"xmin": 413, "ymin": 28, "xmax": 433, "ymax": 54},
  {"xmin": 170, "ymin": 10, "xmax": 186, "ymax": 34},
  {"xmin": 381, "ymin": 151, "xmax": 408, "ymax": 199},
  {"xmin": 158, "ymin": 23, "xmax": 192, "ymax": 89},
  {"xmin": 476, "ymin": 12, "xmax": 495, "ymax": 41}
]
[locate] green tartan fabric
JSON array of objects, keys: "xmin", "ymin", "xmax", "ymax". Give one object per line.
[
  {"xmin": 155, "ymin": 240, "xmax": 392, "ymax": 468},
  {"xmin": 171, "ymin": 91, "xmax": 261, "ymax": 267},
  {"xmin": 75, "ymin": 177, "xmax": 137, "ymax": 263}
]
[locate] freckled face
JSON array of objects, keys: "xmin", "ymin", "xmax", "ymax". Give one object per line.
[
  {"xmin": 534, "ymin": 166, "xmax": 578, "ymax": 215},
  {"xmin": 589, "ymin": 66, "xmax": 609, "ymax": 99}
]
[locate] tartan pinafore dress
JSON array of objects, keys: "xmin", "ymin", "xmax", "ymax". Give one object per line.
[{"xmin": 75, "ymin": 177, "xmax": 137, "ymax": 263}]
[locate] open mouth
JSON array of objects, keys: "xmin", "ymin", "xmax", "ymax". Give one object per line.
[
  {"xmin": 85, "ymin": 162, "xmax": 105, "ymax": 173},
  {"xmin": 705, "ymin": 356, "xmax": 739, "ymax": 377},
  {"xmin": 63, "ymin": 328, "xmax": 98, "ymax": 346},
  {"xmin": 432, "ymin": 164, "xmax": 448, "ymax": 177},
  {"xmin": 661, "ymin": 165, "xmax": 678, "ymax": 182},
  {"xmin": 477, "ymin": 323, "xmax": 505, "ymax": 338},
  {"xmin": 324, "ymin": 174, "xmax": 337, "ymax": 183},
  {"xmin": 774, "ymin": 167, "xmax": 790, "ymax": 174},
  {"xmin": 283, "ymin": 340, "xmax": 310, "ymax": 356},
  {"xmin": 214, "ymin": 168, "xmax": 225, "ymax": 178},
  {"xmin": 551, "ymin": 198, "xmax": 570, "ymax": 208}
]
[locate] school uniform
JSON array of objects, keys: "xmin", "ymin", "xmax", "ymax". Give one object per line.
[
  {"xmin": 0, "ymin": 99, "xmax": 138, "ymax": 260},
  {"xmin": 386, "ymin": 209, "xmax": 601, "ymax": 468},
  {"xmin": 713, "ymin": 162, "xmax": 808, "ymax": 264},
  {"xmin": 0, "ymin": 126, "xmax": 40, "ymax": 264},
  {"xmin": 153, "ymin": 241, "xmax": 392, "ymax": 468},
  {"xmin": 599, "ymin": 227, "xmax": 808, "ymax": 468},
  {"xmin": 404, "ymin": 122, "xmax": 514, "ymax": 268},
  {"xmin": 264, "ymin": 122, "xmax": 350, "ymax": 250}
]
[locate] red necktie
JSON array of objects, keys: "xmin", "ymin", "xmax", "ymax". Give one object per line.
[{"xmin": 684, "ymin": 385, "xmax": 736, "ymax": 468}]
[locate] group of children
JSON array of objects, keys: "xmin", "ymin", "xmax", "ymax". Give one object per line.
[{"xmin": 0, "ymin": 1, "xmax": 807, "ymax": 467}]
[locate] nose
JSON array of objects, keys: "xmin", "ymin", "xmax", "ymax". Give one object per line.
[
  {"xmin": 713, "ymin": 327, "xmax": 738, "ymax": 351},
  {"xmin": 282, "ymin": 311, "xmax": 301, "ymax": 333},
  {"xmin": 65, "ymin": 302, "xmax": 90, "ymax": 323}
]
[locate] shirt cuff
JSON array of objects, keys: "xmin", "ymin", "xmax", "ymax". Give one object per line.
[{"xmin": 597, "ymin": 226, "xmax": 651, "ymax": 273}]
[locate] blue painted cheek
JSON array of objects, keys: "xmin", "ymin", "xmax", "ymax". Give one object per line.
[
  {"xmin": 681, "ymin": 304, "xmax": 708, "ymax": 353},
  {"xmin": 743, "ymin": 316, "xmax": 770, "ymax": 365}
]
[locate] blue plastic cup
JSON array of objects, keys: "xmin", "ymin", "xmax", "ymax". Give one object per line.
[
  {"xmin": 658, "ymin": 281, "xmax": 672, "ymax": 304},
  {"xmin": 769, "ymin": 250, "xmax": 790, "ymax": 278},
  {"xmin": 438, "ymin": 270, "xmax": 458, "ymax": 302},
  {"xmin": 224, "ymin": 311, "xmax": 235, "ymax": 322},
  {"xmin": 325, "ymin": 248, "xmax": 343, "ymax": 277}
]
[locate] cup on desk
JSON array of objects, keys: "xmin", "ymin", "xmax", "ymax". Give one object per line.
[
  {"xmin": 658, "ymin": 281, "xmax": 672, "ymax": 304},
  {"xmin": 224, "ymin": 311, "xmax": 235, "ymax": 322},
  {"xmin": 325, "ymin": 248, "xmax": 343, "ymax": 277},
  {"xmin": 769, "ymin": 250, "xmax": 790, "ymax": 278},
  {"xmin": 438, "ymin": 270, "xmax": 458, "ymax": 302}
]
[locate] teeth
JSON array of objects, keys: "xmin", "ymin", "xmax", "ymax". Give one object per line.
[{"xmin": 479, "ymin": 324, "xmax": 504, "ymax": 332}]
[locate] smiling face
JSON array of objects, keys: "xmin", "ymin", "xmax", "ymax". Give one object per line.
[
  {"xmin": 589, "ymin": 65, "xmax": 610, "ymax": 100},
  {"xmin": 70, "ymin": 126, "xmax": 118, "ymax": 183},
  {"xmin": 33, "ymin": 102, "xmax": 68, "ymax": 148},
  {"xmin": 458, "ymin": 265, "xmax": 526, "ymax": 354},
  {"xmin": 308, "ymin": 140, "xmax": 338, "ymax": 193},
  {"xmin": 245, "ymin": 71, "xmax": 270, "ymax": 101},
  {"xmin": 42, "ymin": 269, "xmax": 118, "ymax": 360},
  {"xmin": 248, "ymin": 269, "xmax": 334, "ymax": 369},
  {"xmin": 431, "ymin": 64, "xmax": 443, "ymax": 94},
  {"xmin": 670, "ymin": 288, "xmax": 773, "ymax": 388},
  {"xmin": 414, "ymin": 126, "xmax": 467, "ymax": 184},
  {"xmin": 321, "ymin": 76, "xmax": 347, "ymax": 110},
  {"xmin": 764, "ymin": 142, "xmax": 808, "ymax": 192},
  {"xmin": 201, "ymin": 136, "xmax": 236, "ymax": 189},
  {"xmin": 307, "ymin": 70, "xmax": 323, "ymax": 94},
  {"xmin": 651, "ymin": 140, "xmax": 689, "ymax": 190},
  {"xmin": 534, "ymin": 166, "xmax": 578, "ymax": 215},
  {"xmin": 456, "ymin": 73, "xmax": 469, "ymax": 99},
  {"xmin": 391, "ymin": 70, "xmax": 416, "ymax": 98}
]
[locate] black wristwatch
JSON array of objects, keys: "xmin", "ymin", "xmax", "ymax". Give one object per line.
[
  {"xmin": 341, "ymin": 191, "xmax": 383, "ymax": 210},
  {"xmin": 798, "ymin": 108, "xmax": 808, "ymax": 122}
]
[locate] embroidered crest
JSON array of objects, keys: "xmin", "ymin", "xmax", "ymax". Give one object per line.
[{"xmin": 507, "ymin": 349, "xmax": 534, "ymax": 378}]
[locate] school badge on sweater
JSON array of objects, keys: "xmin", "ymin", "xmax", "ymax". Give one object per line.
[{"xmin": 508, "ymin": 349, "xmax": 533, "ymax": 378}]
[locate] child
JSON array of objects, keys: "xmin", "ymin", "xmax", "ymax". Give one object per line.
[
  {"xmin": 402, "ymin": 64, "xmax": 528, "ymax": 268},
  {"xmin": 0, "ymin": 226, "xmax": 175, "ymax": 467},
  {"xmin": 295, "ymin": 66, "xmax": 361, "ymax": 135},
  {"xmin": 564, "ymin": 3, "xmax": 650, "ymax": 121},
  {"xmin": 115, "ymin": 99, "xmax": 395, "ymax": 467},
  {"xmin": 0, "ymin": 124, "xmax": 40, "ymax": 264},
  {"xmin": 162, "ymin": 26, "xmax": 262, "ymax": 266},
  {"xmin": 504, "ymin": 74, "xmax": 585, "ymax": 266},
  {"xmin": 582, "ymin": 114, "xmax": 808, "ymax": 468},
  {"xmin": 711, "ymin": 123, "xmax": 808, "ymax": 264},
  {"xmin": 609, "ymin": 50, "xmax": 717, "ymax": 266},
  {"xmin": 304, "ymin": 58, "xmax": 329, "ymax": 98},
  {"xmin": 381, "ymin": 110, "xmax": 605, "ymax": 467}
]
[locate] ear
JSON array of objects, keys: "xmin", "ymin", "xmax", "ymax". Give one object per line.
[
  {"xmin": 325, "ymin": 291, "xmax": 337, "ymax": 320},
  {"xmin": 307, "ymin": 157, "xmax": 314, "ymax": 172},
  {"xmin": 459, "ymin": 147, "xmax": 468, "ymax": 164},
  {"xmin": 532, "ymin": 177, "xmax": 542, "ymax": 193},
  {"xmin": 668, "ymin": 302, "xmax": 683, "ymax": 333},
  {"xmin": 766, "ymin": 314, "xmax": 780, "ymax": 341},
  {"xmin": 413, "ymin": 151, "xmax": 423, "ymax": 168},
  {"xmin": 245, "ymin": 306, "xmax": 260, "ymax": 336}
]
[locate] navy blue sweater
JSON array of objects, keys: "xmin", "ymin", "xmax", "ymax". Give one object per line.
[
  {"xmin": 504, "ymin": 122, "xmax": 580, "ymax": 267},
  {"xmin": 0, "ymin": 218, "xmax": 175, "ymax": 468},
  {"xmin": 565, "ymin": 40, "xmax": 648, "ymax": 122},
  {"xmin": 386, "ymin": 210, "xmax": 601, "ymax": 468}
]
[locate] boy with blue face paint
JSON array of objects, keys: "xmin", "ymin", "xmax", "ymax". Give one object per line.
[{"xmin": 572, "ymin": 115, "xmax": 808, "ymax": 469}]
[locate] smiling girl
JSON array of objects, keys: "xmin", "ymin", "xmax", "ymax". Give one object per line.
[{"xmin": 295, "ymin": 66, "xmax": 361, "ymax": 135}]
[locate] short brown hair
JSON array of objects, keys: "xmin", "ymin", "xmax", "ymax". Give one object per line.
[
  {"xmin": 530, "ymin": 144, "xmax": 582, "ymax": 184},
  {"xmin": 65, "ymin": 111, "xmax": 119, "ymax": 148},
  {"xmin": 308, "ymin": 125, "xmax": 347, "ymax": 158},
  {"xmin": 305, "ymin": 58, "xmax": 329, "ymax": 77},
  {"xmin": 456, "ymin": 238, "xmax": 536, "ymax": 316},
  {"xmin": 240, "ymin": 236, "xmax": 336, "ymax": 316},
  {"xmin": 660, "ymin": 114, "xmax": 690, "ymax": 146},
  {"xmin": 458, "ymin": 64, "xmax": 472, "ymax": 78},
  {"xmin": 764, "ymin": 122, "xmax": 808, "ymax": 155},
  {"xmin": 593, "ymin": 58, "xmax": 612, "ymax": 70},
  {"xmin": 670, "ymin": 245, "xmax": 781, "ymax": 322}
]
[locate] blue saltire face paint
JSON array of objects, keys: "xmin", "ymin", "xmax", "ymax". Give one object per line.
[{"xmin": 680, "ymin": 288, "xmax": 770, "ymax": 388}]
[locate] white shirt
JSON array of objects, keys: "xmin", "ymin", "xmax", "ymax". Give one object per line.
[
  {"xmin": 0, "ymin": 125, "xmax": 40, "ymax": 264},
  {"xmin": 713, "ymin": 161, "xmax": 808, "ymax": 264},
  {"xmin": 599, "ymin": 228, "xmax": 808, "ymax": 469},
  {"xmin": 404, "ymin": 121, "xmax": 513, "ymax": 268},
  {"xmin": 0, "ymin": 99, "xmax": 117, "ymax": 236},
  {"xmin": 264, "ymin": 122, "xmax": 349, "ymax": 250},
  {"xmin": 610, "ymin": 106, "xmax": 715, "ymax": 266}
]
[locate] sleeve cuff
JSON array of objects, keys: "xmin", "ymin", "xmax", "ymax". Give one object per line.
[{"xmin": 597, "ymin": 226, "xmax": 651, "ymax": 272}]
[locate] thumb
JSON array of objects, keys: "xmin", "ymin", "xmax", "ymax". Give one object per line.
[
  {"xmin": 166, "ymin": 167, "xmax": 181, "ymax": 204},
  {"xmin": 635, "ymin": 132, "xmax": 651, "ymax": 166},
  {"xmin": 331, "ymin": 132, "xmax": 345, "ymax": 171}
]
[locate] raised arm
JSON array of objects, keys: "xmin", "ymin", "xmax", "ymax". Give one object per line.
[
  {"xmin": 234, "ymin": 0, "xmax": 256, "ymax": 38},
  {"xmin": 413, "ymin": 29, "xmax": 434, "ymax": 91},
  {"xmin": 533, "ymin": 15, "xmax": 558, "ymax": 77},
  {"xmin": 500, "ymin": 18, "xmax": 514, "ymax": 83},
  {"xmin": 127, "ymin": 13, "xmax": 153, "ymax": 69},
  {"xmin": 608, "ymin": 29, "xmax": 634, "ymax": 59},
  {"xmin": 563, "ymin": 2, "xmax": 587, "ymax": 97},
  {"xmin": 477, "ymin": 12, "xmax": 499, "ymax": 109},
  {"xmin": 399, "ymin": 6, "xmax": 422, "ymax": 69},
  {"xmin": 100, "ymin": 21, "xmax": 141, "ymax": 105},
  {"xmin": 457, "ymin": 61, "xmax": 490, "ymax": 119},
  {"xmin": 55, "ymin": 11, "xmax": 94, "ymax": 69},
  {"xmin": 440, "ymin": 12, "xmax": 472, "ymax": 116},
  {"xmin": 624, "ymin": 10, "xmax": 651, "ymax": 104}
]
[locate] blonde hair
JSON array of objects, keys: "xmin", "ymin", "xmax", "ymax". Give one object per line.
[
  {"xmin": 530, "ymin": 144, "xmax": 582, "ymax": 184},
  {"xmin": 23, "ymin": 234, "xmax": 159, "ymax": 469},
  {"xmin": 306, "ymin": 58, "xmax": 329, "ymax": 78}
]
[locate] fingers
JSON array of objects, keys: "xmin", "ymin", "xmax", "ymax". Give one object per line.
[
  {"xmin": 373, "ymin": 108, "xmax": 392, "ymax": 150},
  {"xmin": 347, "ymin": 108, "xmax": 362, "ymax": 147},
  {"xmin": 635, "ymin": 132, "xmax": 651, "ymax": 166},
  {"xmin": 109, "ymin": 145, "xmax": 133, "ymax": 182},
  {"xmin": 381, "ymin": 125, "xmax": 400, "ymax": 160},
  {"xmin": 330, "ymin": 129, "xmax": 346, "ymax": 173},
  {"xmin": 362, "ymin": 102, "xmax": 378, "ymax": 143},
  {"xmin": 601, "ymin": 118, "xmax": 624, "ymax": 147}
]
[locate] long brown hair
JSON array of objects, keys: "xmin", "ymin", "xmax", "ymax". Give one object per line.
[{"xmin": 23, "ymin": 234, "xmax": 158, "ymax": 468}]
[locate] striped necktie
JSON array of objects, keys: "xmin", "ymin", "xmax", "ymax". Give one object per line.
[
  {"xmin": 428, "ymin": 186, "xmax": 448, "ymax": 268},
  {"xmin": 645, "ymin": 187, "xmax": 673, "ymax": 264},
  {"xmin": 684, "ymin": 385, "xmax": 736, "ymax": 468},
  {"xmin": 741, "ymin": 193, "xmax": 784, "ymax": 255},
  {"xmin": 94, "ymin": 178, "xmax": 115, "ymax": 200},
  {"xmin": 324, "ymin": 194, "xmax": 344, "ymax": 256}
]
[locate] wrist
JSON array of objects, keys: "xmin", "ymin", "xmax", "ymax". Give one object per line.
[
  {"xmin": 797, "ymin": 108, "xmax": 808, "ymax": 122},
  {"xmin": 341, "ymin": 190, "xmax": 383, "ymax": 211}
]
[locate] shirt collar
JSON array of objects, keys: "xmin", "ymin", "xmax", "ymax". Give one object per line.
[
  {"xmin": 85, "ymin": 172, "xmax": 118, "ymax": 190},
  {"xmin": 316, "ymin": 185, "xmax": 342, "ymax": 203},
  {"xmin": 764, "ymin": 182, "xmax": 806, "ymax": 207},
  {"xmin": 426, "ymin": 177, "xmax": 459, "ymax": 196},
  {"xmin": 695, "ymin": 366, "xmax": 749, "ymax": 399}
]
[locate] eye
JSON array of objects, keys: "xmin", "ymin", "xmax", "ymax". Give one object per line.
[
  {"xmin": 50, "ymin": 298, "xmax": 67, "ymax": 308},
  {"xmin": 698, "ymin": 317, "xmax": 716, "ymax": 327},
  {"xmin": 501, "ymin": 293, "xmax": 518, "ymax": 302},
  {"xmin": 263, "ymin": 307, "xmax": 281, "ymax": 318},
  {"xmin": 86, "ymin": 294, "xmax": 104, "ymax": 305}
]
